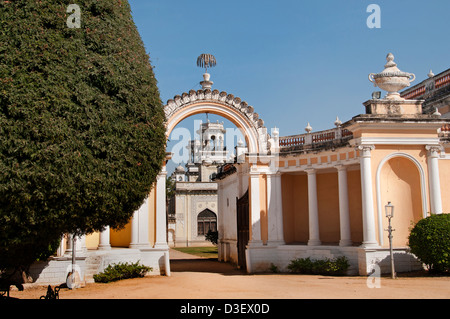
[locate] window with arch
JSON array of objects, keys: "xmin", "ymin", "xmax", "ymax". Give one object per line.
[{"xmin": 197, "ymin": 209, "xmax": 217, "ymax": 236}]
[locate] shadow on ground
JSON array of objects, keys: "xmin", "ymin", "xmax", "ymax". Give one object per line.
[{"xmin": 170, "ymin": 258, "xmax": 246, "ymax": 276}]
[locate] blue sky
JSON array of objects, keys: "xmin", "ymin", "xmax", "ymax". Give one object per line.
[{"xmin": 128, "ymin": 0, "xmax": 449, "ymax": 171}]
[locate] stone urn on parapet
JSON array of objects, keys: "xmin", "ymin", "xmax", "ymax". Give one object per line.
[
  {"xmin": 365, "ymin": 53, "xmax": 421, "ymax": 117},
  {"xmin": 369, "ymin": 53, "xmax": 416, "ymax": 101}
]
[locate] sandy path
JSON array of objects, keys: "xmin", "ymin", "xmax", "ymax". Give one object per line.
[{"xmin": 8, "ymin": 249, "xmax": 450, "ymax": 300}]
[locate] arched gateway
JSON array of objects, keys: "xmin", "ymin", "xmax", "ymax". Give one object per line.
[
  {"xmin": 132, "ymin": 71, "xmax": 283, "ymax": 275},
  {"xmin": 164, "ymin": 87, "xmax": 270, "ymax": 154},
  {"xmin": 37, "ymin": 53, "xmax": 449, "ymax": 284}
]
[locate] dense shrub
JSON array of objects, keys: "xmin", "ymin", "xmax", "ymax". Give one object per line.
[
  {"xmin": 93, "ymin": 261, "xmax": 152, "ymax": 283},
  {"xmin": 288, "ymin": 256, "xmax": 350, "ymax": 276},
  {"xmin": 408, "ymin": 214, "xmax": 450, "ymax": 274},
  {"xmin": 0, "ymin": 0, "xmax": 165, "ymax": 278},
  {"xmin": 205, "ymin": 230, "xmax": 218, "ymax": 245}
]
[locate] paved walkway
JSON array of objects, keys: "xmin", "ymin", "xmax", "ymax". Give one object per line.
[
  {"xmin": 169, "ymin": 248, "xmax": 205, "ymax": 260},
  {"xmin": 169, "ymin": 248, "xmax": 245, "ymax": 275}
]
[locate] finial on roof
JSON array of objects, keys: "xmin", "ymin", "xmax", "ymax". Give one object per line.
[
  {"xmin": 197, "ymin": 54, "xmax": 216, "ymax": 73},
  {"xmin": 197, "ymin": 54, "xmax": 216, "ymax": 90},
  {"xmin": 305, "ymin": 123, "xmax": 312, "ymax": 133},
  {"xmin": 334, "ymin": 116, "xmax": 342, "ymax": 127},
  {"xmin": 428, "ymin": 69, "xmax": 435, "ymax": 78}
]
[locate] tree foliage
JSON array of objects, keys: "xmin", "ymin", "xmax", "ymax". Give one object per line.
[
  {"xmin": 0, "ymin": 0, "xmax": 166, "ymax": 274},
  {"xmin": 408, "ymin": 214, "xmax": 450, "ymax": 273}
]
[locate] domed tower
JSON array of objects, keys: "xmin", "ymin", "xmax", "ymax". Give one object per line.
[{"xmin": 172, "ymin": 165, "xmax": 186, "ymax": 182}]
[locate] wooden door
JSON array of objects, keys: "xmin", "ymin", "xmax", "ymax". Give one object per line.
[{"xmin": 236, "ymin": 190, "xmax": 249, "ymax": 269}]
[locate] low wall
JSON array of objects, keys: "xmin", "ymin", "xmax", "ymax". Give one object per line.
[
  {"xmin": 26, "ymin": 247, "xmax": 169, "ymax": 286},
  {"xmin": 244, "ymin": 244, "xmax": 423, "ymax": 276},
  {"xmin": 28, "ymin": 256, "xmax": 86, "ymax": 285}
]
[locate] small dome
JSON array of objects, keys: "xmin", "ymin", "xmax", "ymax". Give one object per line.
[{"xmin": 175, "ymin": 165, "xmax": 185, "ymax": 173}]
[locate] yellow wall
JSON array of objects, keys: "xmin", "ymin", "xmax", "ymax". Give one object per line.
[
  {"xmin": 439, "ymin": 159, "xmax": 450, "ymax": 214},
  {"xmin": 371, "ymin": 145, "xmax": 429, "ymax": 244},
  {"xmin": 281, "ymin": 170, "xmax": 364, "ymax": 245},
  {"xmin": 347, "ymin": 169, "xmax": 363, "ymax": 244},
  {"xmin": 379, "ymin": 156, "xmax": 423, "ymax": 247},
  {"xmin": 317, "ymin": 172, "xmax": 340, "ymax": 244},
  {"xmin": 85, "ymin": 232, "xmax": 99, "ymax": 249},
  {"xmin": 281, "ymin": 174, "xmax": 309, "ymax": 244},
  {"xmin": 110, "ymin": 221, "xmax": 132, "ymax": 247}
]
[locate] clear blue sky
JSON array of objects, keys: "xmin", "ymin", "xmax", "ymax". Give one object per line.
[{"xmin": 128, "ymin": 0, "xmax": 449, "ymax": 171}]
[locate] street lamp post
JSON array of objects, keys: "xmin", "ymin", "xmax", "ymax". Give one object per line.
[{"xmin": 385, "ymin": 202, "xmax": 396, "ymax": 279}]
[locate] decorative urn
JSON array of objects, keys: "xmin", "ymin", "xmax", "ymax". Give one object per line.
[{"xmin": 369, "ymin": 53, "xmax": 415, "ymax": 100}]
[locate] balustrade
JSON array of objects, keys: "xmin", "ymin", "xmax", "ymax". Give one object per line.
[{"xmin": 279, "ymin": 126, "xmax": 353, "ymax": 150}]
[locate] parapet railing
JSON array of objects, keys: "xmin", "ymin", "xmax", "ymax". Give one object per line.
[
  {"xmin": 279, "ymin": 127, "xmax": 353, "ymax": 152},
  {"xmin": 401, "ymin": 69, "xmax": 450, "ymax": 100}
]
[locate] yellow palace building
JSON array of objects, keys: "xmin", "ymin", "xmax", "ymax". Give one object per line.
[{"xmin": 29, "ymin": 54, "xmax": 450, "ymax": 284}]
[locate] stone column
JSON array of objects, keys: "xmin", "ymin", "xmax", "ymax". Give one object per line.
[
  {"xmin": 305, "ymin": 168, "xmax": 321, "ymax": 246},
  {"xmin": 98, "ymin": 226, "xmax": 111, "ymax": 250},
  {"xmin": 248, "ymin": 172, "xmax": 263, "ymax": 246},
  {"xmin": 267, "ymin": 173, "xmax": 285, "ymax": 246},
  {"xmin": 129, "ymin": 209, "xmax": 139, "ymax": 248},
  {"xmin": 358, "ymin": 145, "xmax": 378, "ymax": 247},
  {"xmin": 426, "ymin": 145, "xmax": 443, "ymax": 214},
  {"xmin": 336, "ymin": 165, "xmax": 352, "ymax": 246},
  {"xmin": 154, "ymin": 167, "xmax": 169, "ymax": 249},
  {"xmin": 129, "ymin": 197, "xmax": 151, "ymax": 249},
  {"xmin": 67, "ymin": 234, "xmax": 86, "ymax": 255}
]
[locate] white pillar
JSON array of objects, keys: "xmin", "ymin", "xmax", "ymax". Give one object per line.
[
  {"xmin": 130, "ymin": 209, "xmax": 139, "ymax": 248},
  {"xmin": 358, "ymin": 145, "xmax": 378, "ymax": 247},
  {"xmin": 154, "ymin": 168, "xmax": 169, "ymax": 249},
  {"xmin": 267, "ymin": 173, "xmax": 285, "ymax": 245},
  {"xmin": 56, "ymin": 235, "xmax": 66, "ymax": 257},
  {"xmin": 67, "ymin": 234, "xmax": 86, "ymax": 255},
  {"xmin": 305, "ymin": 168, "xmax": 321, "ymax": 246},
  {"xmin": 77, "ymin": 234, "xmax": 87, "ymax": 254},
  {"xmin": 248, "ymin": 172, "xmax": 263, "ymax": 246},
  {"xmin": 98, "ymin": 226, "xmax": 111, "ymax": 250},
  {"xmin": 336, "ymin": 165, "xmax": 352, "ymax": 246},
  {"xmin": 426, "ymin": 145, "xmax": 443, "ymax": 214},
  {"xmin": 129, "ymin": 197, "xmax": 151, "ymax": 249}
]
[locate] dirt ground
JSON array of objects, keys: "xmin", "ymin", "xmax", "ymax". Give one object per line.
[{"xmin": 8, "ymin": 249, "xmax": 450, "ymax": 300}]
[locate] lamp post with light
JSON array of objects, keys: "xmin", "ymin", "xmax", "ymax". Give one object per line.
[{"xmin": 385, "ymin": 202, "xmax": 396, "ymax": 279}]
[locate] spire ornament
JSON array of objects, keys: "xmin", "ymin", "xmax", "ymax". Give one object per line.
[{"xmin": 197, "ymin": 54, "xmax": 217, "ymax": 90}]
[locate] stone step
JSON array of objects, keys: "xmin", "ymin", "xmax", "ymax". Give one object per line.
[{"xmin": 84, "ymin": 255, "xmax": 103, "ymax": 283}]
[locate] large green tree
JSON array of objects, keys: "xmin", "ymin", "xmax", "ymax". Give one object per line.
[{"xmin": 0, "ymin": 0, "xmax": 166, "ymax": 277}]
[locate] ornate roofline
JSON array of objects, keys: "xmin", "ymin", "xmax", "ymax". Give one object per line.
[
  {"xmin": 164, "ymin": 89, "xmax": 265, "ymax": 130},
  {"xmin": 164, "ymin": 88, "xmax": 270, "ymax": 153}
]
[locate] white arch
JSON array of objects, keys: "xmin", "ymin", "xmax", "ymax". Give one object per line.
[
  {"xmin": 375, "ymin": 152, "xmax": 428, "ymax": 246},
  {"xmin": 166, "ymin": 102, "xmax": 260, "ymax": 154},
  {"xmin": 163, "ymin": 89, "xmax": 269, "ymax": 155}
]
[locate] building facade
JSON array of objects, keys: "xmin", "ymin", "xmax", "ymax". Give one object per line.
[
  {"xmin": 167, "ymin": 121, "xmax": 229, "ymax": 247},
  {"xmin": 28, "ymin": 54, "xmax": 450, "ymax": 284},
  {"xmin": 215, "ymin": 56, "xmax": 450, "ymax": 275}
]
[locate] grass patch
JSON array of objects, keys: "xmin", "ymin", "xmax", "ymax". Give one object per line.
[{"xmin": 173, "ymin": 246, "xmax": 218, "ymax": 259}]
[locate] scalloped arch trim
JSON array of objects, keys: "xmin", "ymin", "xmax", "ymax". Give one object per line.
[{"xmin": 164, "ymin": 89, "xmax": 269, "ymax": 154}]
